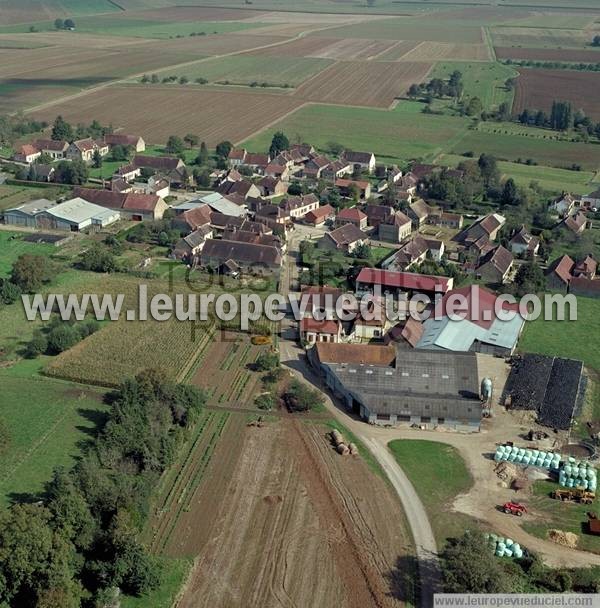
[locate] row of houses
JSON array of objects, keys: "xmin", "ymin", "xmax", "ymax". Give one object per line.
[
  {"xmin": 14, "ymin": 133, "xmax": 146, "ymax": 165},
  {"xmin": 546, "ymin": 253, "xmax": 600, "ymax": 298}
]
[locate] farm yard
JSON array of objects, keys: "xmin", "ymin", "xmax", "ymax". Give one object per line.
[
  {"xmin": 293, "ymin": 60, "xmax": 433, "ymax": 108},
  {"xmin": 145, "ymin": 414, "xmax": 414, "ymax": 608},
  {"xmin": 512, "ymin": 68, "xmax": 600, "ymax": 121}
]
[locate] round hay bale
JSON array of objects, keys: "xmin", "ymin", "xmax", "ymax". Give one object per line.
[
  {"xmin": 331, "ymin": 429, "xmax": 344, "ymax": 446},
  {"xmin": 348, "ymin": 442, "xmax": 358, "ymax": 455},
  {"xmin": 336, "ymin": 443, "xmax": 350, "ymax": 455},
  {"xmin": 548, "ymin": 529, "xmax": 578, "ymax": 548}
]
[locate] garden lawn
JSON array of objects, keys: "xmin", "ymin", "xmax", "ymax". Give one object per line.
[
  {"xmin": 388, "ymin": 439, "xmax": 477, "ymax": 546},
  {"xmin": 0, "ymin": 230, "xmax": 57, "ymax": 276},
  {"xmin": 429, "ymin": 61, "xmax": 517, "ymax": 112},
  {"xmin": 522, "ymin": 480, "xmax": 600, "ymax": 555},
  {"xmin": 0, "ymin": 358, "xmax": 107, "ymax": 504},
  {"xmin": 519, "ymin": 295, "xmax": 600, "ymax": 372},
  {"xmin": 243, "ymin": 101, "xmax": 470, "ymax": 164}
]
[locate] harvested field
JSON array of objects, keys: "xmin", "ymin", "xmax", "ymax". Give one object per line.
[
  {"xmin": 31, "ymin": 85, "xmax": 306, "ymax": 145},
  {"xmin": 116, "ymin": 6, "xmax": 266, "ymax": 21},
  {"xmin": 162, "ymin": 416, "xmax": 413, "ymax": 608},
  {"xmin": 244, "ymin": 35, "xmax": 341, "ymax": 57},
  {"xmin": 513, "ymin": 68, "xmax": 600, "ymax": 121},
  {"xmin": 159, "ymin": 54, "xmax": 332, "ymax": 87},
  {"xmin": 491, "ymin": 27, "xmax": 591, "ymax": 49},
  {"xmin": 495, "ymin": 46, "xmax": 600, "ymax": 63},
  {"xmin": 241, "ymin": 11, "xmax": 381, "ymax": 24},
  {"xmin": 390, "ymin": 40, "xmax": 491, "ymax": 62},
  {"xmin": 317, "ymin": 18, "xmax": 484, "ymax": 43},
  {"xmin": 306, "ymin": 37, "xmax": 399, "ymax": 60},
  {"xmin": 293, "ymin": 60, "xmax": 433, "ymax": 108},
  {"xmin": 235, "ymin": 23, "xmax": 327, "ymax": 37},
  {"xmin": 190, "ymin": 332, "xmax": 267, "ymax": 406},
  {"xmin": 376, "ymin": 40, "xmax": 427, "ymax": 61},
  {"xmin": 0, "ymin": 0, "xmax": 119, "ymax": 25}
]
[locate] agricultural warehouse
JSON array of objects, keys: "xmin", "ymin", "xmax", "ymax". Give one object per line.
[
  {"xmin": 200, "ymin": 238, "xmax": 282, "ymax": 275},
  {"xmin": 503, "ymin": 354, "xmax": 586, "ymax": 430},
  {"xmin": 355, "ymin": 267, "xmax": 453, "ymax": 298},
  {"xmin": 416, "ymin": 286, "xmax": 525, "ymax": 356},
  {"xmin": 5, "ymin": 197, "xmax": 119, "ymax": 231},
  {"xmin": 310, "ymin": 342, "xmax": 482, "ymax": 431}
]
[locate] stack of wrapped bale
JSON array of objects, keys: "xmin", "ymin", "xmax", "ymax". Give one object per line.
[
  {"xmin": 485, "ymin": 533, "xmax": 524, "ymax": 559},
  {"xmin": 559, "ymin": 458, "xmax": 597, "ymax": 492},
  {"xmin": 494, "ymin": 445, "xmax": 561, "ymax": 470}
]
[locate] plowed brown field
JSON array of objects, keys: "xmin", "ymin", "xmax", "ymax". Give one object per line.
[
  {"xmin": 513, "ymin": 68, "xmax": 600, "ymax": 121},
  {"xmin": 293, "ymin": 60, "xmax": 433, "ymax": 108},
  {"xmin": 165, "ymin": 416, "xmax": 413, "ymax": 608},
  {"xmin": 31, "ymin": 86, "xmax": 305, "ymax": 145}
]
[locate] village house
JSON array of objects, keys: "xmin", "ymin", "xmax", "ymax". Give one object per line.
[
  {"xmin": 428, "ymin": 211, "xmax": 464, "ymax": 230},
  {"xmin": 335, "ymin": 178, "xmax": 371, "ymax": 200},
  {"xmin": 255, "ymin": 203, "xmax": 290, "ymax": 226},
  {"xmin": 355, "ymin": 267, "xmax": 453, "ymax": 299},
  {"xmin": 13, "ymin": 144, "xmax": 41, "ymax": 164},
  {"xmin": 200, "ymin": 239, "xmax": 282, "ymax": 276},
  {"xmin": 581, "ymin": 188, "xmax": 600, "ymax": 210},
  {"xmin": 342, "ymin": 150, "xmax": 376, "ymax": 174},
  {"xmin": 573, "ymin": 255, "xmax": 597, "ymax": 280},
  {"xmin": 562, "ymin": 210, "xmax": 589, "ymax": 235},
  {"xmin": 406, "ymin": 199, "xmax": 433, "ymax": 228},
  {"xmin": 74, "ymin": 187, "xmax": 168, "ymax": 221},
  {"xmin": 32, "ymin": 139, "xmax": 69, "ymax": 160},
  {"xmin": 32, "ymin": 164, "xmax": 55, "ymax": 183},
  {"xmin": 363, "ymin": 204, "xmax": 393, "ymax": 229},
  {"xmin": 279, "ymin": 193, "xmax": 319, "ymax": 219},
  {"xmin": 173, "ymin": 226, "xmax": 213, "ymax": 260},
  {"xmin": 550, "ymin": 193, "xmax": 579, "ymax": 217},
  {"xmin": 209, "ymin": 213, "xmax": 271, "ymax": 236},
  {"xmin": 132, "ymin": 155, "xmax": 189, "ymax": 188},
  {"xmin": 382, "ymin": 234, "xmax": 444, "ymax": 271},
  {"xmin": 509, "ymin": 226, "xmax": 539, "ymax": 257},
  {"xmin": 303, "ymin": 155, "xmax": 330, "ymax": 180},
  {"xmin": 300, "ymin": 317, "xmax": 342, "ymax": 345},
  {"xmin": 218, "ymin": 178, "xmax": 262, "ymax": 200},
  {"xmin": 66, "ymin": 138, "xmax": 109, "ymax": 163},
  {"xmin": 378, "ymin": 211, "xmax": 412, "ymax": 244},
  {"xmin": 475, "ymin": 245, "xmax": 514, "ymax": 284},
  {"xmin": 172, "ymin": 205, "xmax": 213, "ymax": 234},
  {"xmin": 227, "ymin": 148, "xmax": 247, "ymax": 166},
  {"xmin": 322, "ymin": 160, "xmax": 352, "ymax": 181},
  {"xmin": 104, "ymin": 133, "xmax": 145, "ymax": 153},
  {"xmin": 546, "ymin": 254, "xmax": 574, "ymax": 292},
  {"xmin": 304, "ymin": 204, "xmax": 334, "ymax": 227},
  {"xmin": 335, "ymin": 207, "xmax": 367, "ymax": 230},
  {"xmin": 258, "ymin": 176, "xmax": 287, "ymax": 197},
  {"xmin": 454, "ymin": 213, "xmax": 506, "ymax": 253},
  {"xmin": 320, "ymin": 223, "xmax": 368, "ymax": 254}
]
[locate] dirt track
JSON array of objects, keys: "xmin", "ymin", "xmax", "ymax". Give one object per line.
[{"xmin": 170, "ymin": 414, "xmax": 413, "ymax": 608}]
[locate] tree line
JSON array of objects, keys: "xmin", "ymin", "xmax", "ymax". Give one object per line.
[{"xmin": 0, "ymin": 369, "xmax": 206, "ymax": 607}]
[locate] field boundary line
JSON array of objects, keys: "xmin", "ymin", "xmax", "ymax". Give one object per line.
[
  {"xmin": 482, "ymin": 26, "xmax": 496, "ymax": 61},
  {"xmin": 235, "ymin": 101, "xmax": 309, "ymax": 146}
]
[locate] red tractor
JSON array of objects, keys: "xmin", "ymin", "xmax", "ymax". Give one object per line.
[{"xmin": 503, "ymin": 502, "xmax": 527, "ymax": 516}]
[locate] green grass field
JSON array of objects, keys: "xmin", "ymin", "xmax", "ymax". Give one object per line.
[
  {"xmin": 429, "ymin": 61, "xmax": 517, "ymax": 111},
  {"xmin": 244, "ymin": 101, "xmax": 470, "ymax": 164},
  {"xmin": 0, "ymin": 231, "xmax": 57, "ymax": 276},
  {"xmin": 0, "ymin": 16, "xmax": 263, "ymax": 36},
  {"xmin": 157, "ymin": 55, "xmax": 333, "ymax": 88},
  {"xmin": 121, "ymin": 557, "xmax": 192, "ymax": 608},
  {"xmin": 0, "ymin": 184, "xmax": 67, "ymax": 212},
  {"xmin": 451, "ymin": 128, "xmax": 600, "ymax": 171},
  {"xmin": 522, "ymin": 480, "xmax": 600, "ymax": 555},
  {"xmin": 0, "ymin": 358, "xmax": 107, "ymax": 504},
  {"xmin": 438, "ymin": 153, "xmax": 597, "ymax": 194},
  {"xmin": 388, "ymin": 439, "xmax": 477, "ymax": 546},
  {"xmin": 519, "ymin": 296, "xmax": 600, "ymax": 372}
]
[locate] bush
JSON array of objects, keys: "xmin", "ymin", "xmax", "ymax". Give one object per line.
[
  {"xmin": 24, "ymin": 329, "xmax": 48, "ymax": 358},
  {"xmin": 47, "ymin": 324, "xmax": 80, "ymax": 355},
  {"xmin": 0, "ymin": 279, "xmax": 21, "ymax": 305},
  {"xmin": 284, "ymin": 379, "xmax": 324, "ymax": 413},
  {"xmin": 255, "ymin": 351, "xmax": 279, "ymax": 372},
  {"xmin": 255, "ymin": 393, "xmax": 276, "ymax": 411}
]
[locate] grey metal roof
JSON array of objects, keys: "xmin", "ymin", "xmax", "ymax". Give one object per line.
[
  {"xmin": 7, "ymin": 198, "xmax": 55, "ymax": 216},
  {"xmin": 328, "ymin": 349, "xmax": 481, "ymax": 420},
  {"xmin": 46, "ymin": 198, "xmax": 118, "ymax": 224}
]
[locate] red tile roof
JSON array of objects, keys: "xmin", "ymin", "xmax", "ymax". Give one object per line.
[
  {"xmin": 548, "ymin": 254, "xmax": 575, "ymax": 285},
  {"xmin": 337, "ymin": 207, "xmax": 366, "ymax": 222},
  {"xmin": 305, "ymin": 204, "xmax": 334, "ymax": 223},
  {"xmin": 356, "ymin": 267, "xmax": 452, "ymax": 294},
  {"xmin": 300, "ymin": 317, "xmax": 340, "ymax": 335},
  {"xmin": 314, "ymin": 342, "xmax": 396, "ymax": 366}
]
